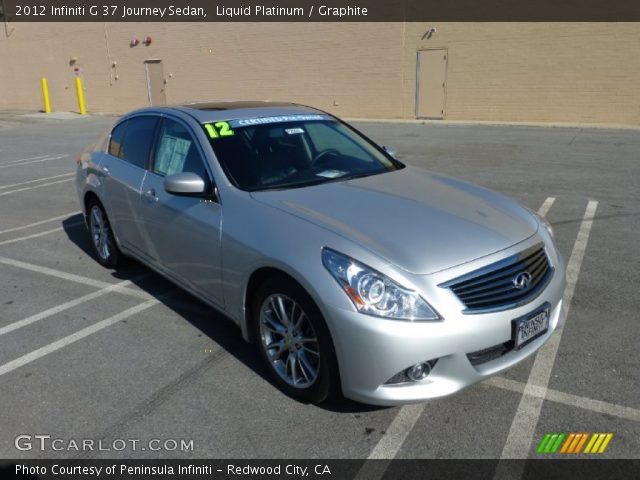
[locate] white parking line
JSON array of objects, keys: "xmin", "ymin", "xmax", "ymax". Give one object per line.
[
  {"xmin": 370, "ymin": 403, "xmax": 425, "ymax": 459},
  {"xmin": 355, "ymin": 197, "xmax": 559, "ymax": 474},
  {"xmin": 0, "ymin": 155, "xmax": 69, "ymax": 169},
  {"xmin": 0, "ymin": 154, "xmax": 52, "ymax": 165},
  {"xmin": 0, "ymin": 299, "xmax": 158, "ymax": 378},
  {"xmin": 0, "ymin": 173, "xmax": 74, "ymax": 190},
  {"xmin": 354, "ymin": 197, "xmax": 560, "ymax": 476},
  {"xmin": 537, "ymin": 197, "xmax": 555, "ymax": 218},
  {"xmin": 497, "ymin": 200, "xmax": 598, "ymax": 462},
  {"xmin": 485, "ymin": 376, "xmax": 640, "ymax": 423},
  {"xmin": 0, "ymin": 278, "xmax": 143, "ymax": 337},
  {"xmin": 353, "ymin": 404, "xmax": 426, "ymax": 480},
  {"xmin": 0, "ymin": 223, "xmax": 83, "ymax": 246},
  {"xmin": 0, "ymin": 212, "xmax": 80, "ymax": 235},
  {"xmin": 0, "ymin": 255, "xmax": 151, "ymax": 300},
  {"xmin": 0, "ymin": 178, "xmax": 74, "ymax": 196}
]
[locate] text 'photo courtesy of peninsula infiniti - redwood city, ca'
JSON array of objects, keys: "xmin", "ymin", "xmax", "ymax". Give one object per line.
[{"xmin": 75, "ymin": 101, "xmax": 566, "ymax": 406}]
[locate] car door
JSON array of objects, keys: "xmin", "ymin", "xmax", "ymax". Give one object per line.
[
  {"xmin": 139, "ymin": 116, "xmax": 224, "ymax": 307},
  {"xmin": 101, "ymin": 115, "xmax": 159, "ymax": 257}
]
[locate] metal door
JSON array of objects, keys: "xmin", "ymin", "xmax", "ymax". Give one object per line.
[
  {"xmin": 99, "ymin": 117, "xmax": 158, "ymax": 257},
  {"xmin": 138, "ymin": 118, "xmax": 224, "ymax": 307},
  {"xmin": 99, "ymin": 155, "xmax": 148, "ymax": 254},
  {"xmin": 144, "ymin": 60, "xmax": 166, "ymax": 106},
  {"xmin": 416, "ymin": 49, "xmax": 448, "ymax": 119}
]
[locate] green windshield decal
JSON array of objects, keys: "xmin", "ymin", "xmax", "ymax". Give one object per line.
[
  {"xmin": 230, "ymin": 114, "xmax": 328, "ymax": 128},
  {"xmin": 203, "ymin": 114, "xmax": 332, "ymax": 139},
  {"xmin": 204, "ymin": 121, "xmax": 235, "ymax": 139}
]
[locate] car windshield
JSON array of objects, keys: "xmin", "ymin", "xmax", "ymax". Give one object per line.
[{"xmin": 204, "ymin": 115, "xmax": 402, "ymax": 191}]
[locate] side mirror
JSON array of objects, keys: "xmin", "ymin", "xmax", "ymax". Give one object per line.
[
  {"xmin": 163, "ymin": 172, "xmax": 206, "ymax": 196},
  {"xmin": 382, "ymin": 145, "xmax": 399, "ymax": 159}
]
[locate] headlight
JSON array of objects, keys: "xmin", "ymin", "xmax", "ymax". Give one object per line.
[{"xmin": 322, "ymin": 248, "xmax": 440, "ymax": 321}]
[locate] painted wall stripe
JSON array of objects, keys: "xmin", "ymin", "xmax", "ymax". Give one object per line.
[
  {"xmin": 575, "ymin": 433, "xmax": 589, "ymax": 453},
  {"xmin": 536, "ymin": 433, "xmax": 551, "ymax": 453},
  {"xmin": 591, "ymin": 434, "xmax": 606, "ymax": 453},
  {"xmin": 551, "ymin": 434, "xmax": 565, "ymax": 453},
  {"xmin": 567, "ymin": 434, "xmax": 581, "ymax": 453},
  {"xmin": 598, "ymin": 434, "xmax": 613, "ymax": 453},
  {"xmin": 560, "ymin": 433, "xmax": 575, "ymax": 453},
  {"xmin": 584, "ymin": 434, "xmax": 598, "ymax": 453},
  {"xmin": 539, "ymin": 432, "xmax": 613, "ymax": 454}
]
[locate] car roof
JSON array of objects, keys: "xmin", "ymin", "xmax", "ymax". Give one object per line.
[{"xmin": 126, "ymin": 101, "xmax": 326, "ymax": 123}]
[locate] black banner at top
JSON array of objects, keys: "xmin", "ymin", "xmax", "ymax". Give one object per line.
[{"xmin": 0, "ymin": 0, "xmax": 639, "ymax": 22}]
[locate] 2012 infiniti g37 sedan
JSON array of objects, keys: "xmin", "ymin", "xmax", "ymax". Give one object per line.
[{"xmin": 76, "ymin": 101, "xmax": 566, "ymax": 406}]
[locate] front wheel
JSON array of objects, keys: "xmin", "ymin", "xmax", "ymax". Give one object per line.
[{"xmin": 253, "ymin": 276, "xmax": 340, "ymax": 403}]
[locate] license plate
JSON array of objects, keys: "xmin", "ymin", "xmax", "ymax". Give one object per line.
[{"xmin": 512, "ymin": 304, "xmax": 550, "ymax": 349}]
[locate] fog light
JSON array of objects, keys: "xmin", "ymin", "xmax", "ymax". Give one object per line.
[
  {"xmin": 384, "ymin": 359, "xmax": 438, "ymax": 385},
  {"xmin": 407, "ymin": 362, "xmax": 431, "ymax": 381}
]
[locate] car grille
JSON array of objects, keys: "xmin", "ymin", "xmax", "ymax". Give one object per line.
[
  {"xmin": 441, "ymin": 244, "xmax": 553, "ymax": 313},
  {"xmin": 467, "ymin": 342, "xmax": 512, "ymax": 366}
]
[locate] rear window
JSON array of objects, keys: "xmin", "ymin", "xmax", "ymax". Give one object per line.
[
  {"xmin": 119, "ymin": 116, "xmax": 159, "ymax": 169},
  {"xmin": 108, "ymin": 122, "xmax": 127, "ymax": 158}
]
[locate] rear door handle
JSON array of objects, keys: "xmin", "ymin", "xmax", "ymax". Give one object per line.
[
  {"xmin": 143, "ymin": 188, "xmax": 158, "ymax": 202},
  {"xmin": 101, "ymin": 166, "xmax": 110, "ymax": 176}
]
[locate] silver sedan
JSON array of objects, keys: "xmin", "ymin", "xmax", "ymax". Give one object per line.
[{"xmin": 76, "ymin": 101, "xmax": 566, "ymax": 406}]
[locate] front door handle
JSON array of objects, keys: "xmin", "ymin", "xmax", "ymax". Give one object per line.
[{"xmin": 143, "ymin": 188, "xmax": 158, "ymax": 202}]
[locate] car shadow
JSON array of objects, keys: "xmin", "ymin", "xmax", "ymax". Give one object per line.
[{"xmin": 61, "ymin": 214, "xmax": 384, "ymax": 414}]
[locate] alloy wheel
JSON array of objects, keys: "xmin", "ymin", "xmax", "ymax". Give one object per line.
[
  {"xmin": 259, "ymin": 293, "xmax": 321, "ymax": 388},
  {"xmin": 90, "ymin": 205, "xmax": 111, "ymax": 261}
]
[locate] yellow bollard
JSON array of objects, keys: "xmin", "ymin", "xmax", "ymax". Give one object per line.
[
  {"xmin": 75, "ymin": 76, "xmax": 87, "ymax": 115},
  {"xmin": 41, "ymin": 78, "xmax": 51, "ymax": 113}
]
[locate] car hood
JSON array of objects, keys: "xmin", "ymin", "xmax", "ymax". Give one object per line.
[{"xmin": 250, "ymin": 166, "xmax": 538, "ymax": 274}]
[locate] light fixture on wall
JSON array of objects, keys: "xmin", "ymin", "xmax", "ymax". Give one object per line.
[
  {"xmin": 130, "ymin": 37, "xmax": 140, "ymax": 47},
  {"xmin": 143, "ymin": 36, "xmax": 152, "ymax": 46},
  {"xmin": 422, "ymin": 26, "xmax": 437, "ymax": 40}
]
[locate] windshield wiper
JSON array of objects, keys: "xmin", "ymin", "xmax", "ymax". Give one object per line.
[
  {"xmin": 342, "ymin": 171, "xmax": 380, "ymax": 181},
  {"xmin": 247, "ymin": 177, "xmax": 333, "ymax": 192},
  {"xmin": 248, "ymin": 170, "xmax": 386, "ymax": 192}
]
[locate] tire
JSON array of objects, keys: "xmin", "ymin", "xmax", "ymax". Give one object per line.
[
  {"xmin": 252, "ymin": 276, "xmax": 340, "ymax": 403},
  {"xmin": 86, "ymin": 198, "xmax": 123, "ymax": 268}
]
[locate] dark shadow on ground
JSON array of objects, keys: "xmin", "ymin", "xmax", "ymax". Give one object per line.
[{"xmin": 61, "ymin": 213, "xmax": 383, "ymax": 414}]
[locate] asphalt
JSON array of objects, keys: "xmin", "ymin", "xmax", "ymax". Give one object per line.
[{"xmin": 0, "ymin": 112, "xmax": 638, "ymax": 461}]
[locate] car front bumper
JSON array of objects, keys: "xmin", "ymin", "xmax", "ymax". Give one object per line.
[{"xmin": 323, "ymin": 242, "xmax": 566, "ymax": 406}]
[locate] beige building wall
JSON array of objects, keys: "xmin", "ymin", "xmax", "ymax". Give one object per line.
[
  {"xmin": 0, "ymin": 22, "xmax": 639, "ymax": 125},
  {"xmin": 402, "ymin": 23, "xmax": 640, "ymax": 124}
]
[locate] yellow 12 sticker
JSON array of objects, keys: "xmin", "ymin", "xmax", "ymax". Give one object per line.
[{"xmin": 204, "ymin": 121, "xmax": 235, "ymax": 139}]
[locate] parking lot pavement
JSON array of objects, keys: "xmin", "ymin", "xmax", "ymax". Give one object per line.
[{"xmin": 0, "ymin": 114, "xmax": 638, "ymax": 462}]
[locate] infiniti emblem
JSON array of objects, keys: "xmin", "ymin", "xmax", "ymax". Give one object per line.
[{"xmin": 513, "ymin": 271, "xmax": 533, "ymax": 290}]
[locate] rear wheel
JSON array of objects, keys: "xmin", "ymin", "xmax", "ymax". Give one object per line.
[
  {"xmin": 252, "ymin": 276, "xmax": 340, "ymax": 403},
  {"xmin": 86, "ymin": 198, "xmax": 123, "ymax": 268}
]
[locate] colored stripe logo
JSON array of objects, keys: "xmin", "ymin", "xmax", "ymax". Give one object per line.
[{"xmin": 537, "ymin": 433, "xmax": 613, "ymax": 454}]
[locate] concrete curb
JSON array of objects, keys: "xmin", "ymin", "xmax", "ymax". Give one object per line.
[
  {"xmin": 1, "ymin": 110, "xmax": 638, "ymax": 131},
  {"xmin": 21, "ymin": 112, "xmax": 92, "ymax": 120},
  {"xmin": 345, "ymin": 118, "xmax": 640, "ymax": 131}
]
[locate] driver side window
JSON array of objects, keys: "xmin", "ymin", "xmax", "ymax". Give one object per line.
[{"xmin": 152, "ymin": 119, "xmax": 209, "ymax": 183}]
